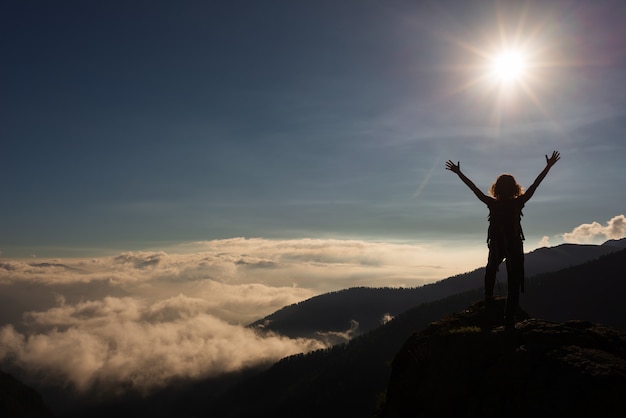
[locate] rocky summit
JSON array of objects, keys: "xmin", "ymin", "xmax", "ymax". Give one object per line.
[{"xmin": 379, "ymin": 298, "xmax": 626, "ymax": 418}]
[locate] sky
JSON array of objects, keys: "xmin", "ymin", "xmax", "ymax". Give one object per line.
[{"xmin": 1, "ymin": 0, "xmax": 626, "ymax": 399}]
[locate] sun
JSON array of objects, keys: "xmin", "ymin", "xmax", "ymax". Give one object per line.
[
  {"xmin": 489, "ymin": 49, "xmax": 528, "ymax": 84},
  {"xmin": 435, "ymin": 3, "xmax": 575, "ymax": 131}
]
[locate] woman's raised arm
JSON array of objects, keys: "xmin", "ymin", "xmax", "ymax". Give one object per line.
[
  {"xmin": 446, "ymin": 160, "xmax": 492, "ymax": 205},
  {"xmin": 521, "ymin": 151, "xmax": 560, "ymax": 203}
]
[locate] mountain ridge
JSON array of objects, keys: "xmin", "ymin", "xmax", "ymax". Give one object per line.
[{"xmin": 250, "ymin": 240, "xmax": 625, "ymax": 340}]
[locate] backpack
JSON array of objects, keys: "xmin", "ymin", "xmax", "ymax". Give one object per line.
[{"xmin": 487, "ymin": 198, "xmax": 525, "ymax": 244}]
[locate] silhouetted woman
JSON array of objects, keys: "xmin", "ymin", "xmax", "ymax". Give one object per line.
[{"xmin": 445, "ymin": 151, "xmax": 560, "ymax": 329}]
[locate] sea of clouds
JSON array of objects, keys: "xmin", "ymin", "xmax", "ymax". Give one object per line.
[{"xmin": 0, "ymin": 237, "xmax": 480, "ymax": 393}]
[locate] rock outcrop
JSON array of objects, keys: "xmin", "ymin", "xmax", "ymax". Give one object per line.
[{"xmin": 379, "ymin": 298, "xmax": 626, "ymax": 418}]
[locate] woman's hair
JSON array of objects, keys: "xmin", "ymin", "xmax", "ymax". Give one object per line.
[{"xmin": 490, "ymin": 174, "xmax": 523, "ymax": 199}]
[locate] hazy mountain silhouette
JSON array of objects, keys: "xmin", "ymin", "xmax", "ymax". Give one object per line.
[
  {"xmin": 28, "ymin": 262, "xmax": 85, "ymax": 273},
  {"xmin": 250, "ymin": 241, "xmax": 625, "ymax": 340},
  {"xmin": 0, "ymin": 370, "xmax": 56, "ymax": 418}
]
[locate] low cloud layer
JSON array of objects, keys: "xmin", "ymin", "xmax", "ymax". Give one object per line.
[
  {"xmin": 0, "ymin": 237, "xmax": 478, "ymax": 393},
  {"xmin": 562, "ymin": 214, "xmax": 626, "ymax": 244},
  {"xmin": 0, "ymin": 294, "xmax": 324, "ymax": 392}
]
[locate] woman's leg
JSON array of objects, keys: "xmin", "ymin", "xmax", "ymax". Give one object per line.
[
  {"xmin": 504, "ymin": 244, "xmax": 524, "ymax": 328},
  {"xmin": 484, "ymin": 241, "xmax": 503, "ymax": 300}
]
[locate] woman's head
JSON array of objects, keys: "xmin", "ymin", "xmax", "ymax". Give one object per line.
[{"xmin": 490, "ymin": 174, "xmax": 523, "ymax": 199}]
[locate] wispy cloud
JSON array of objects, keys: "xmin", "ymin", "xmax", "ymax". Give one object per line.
[
  {"xmin": 1, "ymin": 238, "xmax": 473, "ymax": 290},
  {"xmin": 314, "ymin": 320, "xmax": 360, "ymax": 346},
  {"xmin": 537, "ymin": 235, "xmax": 551, "ymax": 247},
  {"xmin": 562, "ymin": 214, "xmax": 626, "ymax": 244}
]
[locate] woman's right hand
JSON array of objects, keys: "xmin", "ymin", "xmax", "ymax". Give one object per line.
[{"xmin": 445, "ymin": 160, "xmax": 460, "ymax": 174}]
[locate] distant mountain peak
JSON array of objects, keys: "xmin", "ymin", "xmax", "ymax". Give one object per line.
[{"xmin": 602, "ymin": 237, "xmax": 626, "ymax": 248}]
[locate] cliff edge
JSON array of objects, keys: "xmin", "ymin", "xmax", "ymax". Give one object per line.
[{"xmin": 379, "ymin": 298, "xmax": 626, "ymax": 418}]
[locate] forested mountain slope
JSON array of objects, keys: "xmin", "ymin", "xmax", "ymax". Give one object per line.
[{"xmin": 251, "ymin": 241, "xmax": 624, "ymax": 339}]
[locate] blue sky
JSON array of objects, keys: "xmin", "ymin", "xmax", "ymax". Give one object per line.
[{"xmin": 3, "ymin": 0, "xmax": 625, "ymax": 259}]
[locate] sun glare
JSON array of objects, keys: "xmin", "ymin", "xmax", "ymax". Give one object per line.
[
  {"xmin": 434, "ymin": 2, "xmax": 579, "ymax": 134},
  {"xmin": 490, "ymin": 49, "xmax": 528, "ymax": 84}
]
